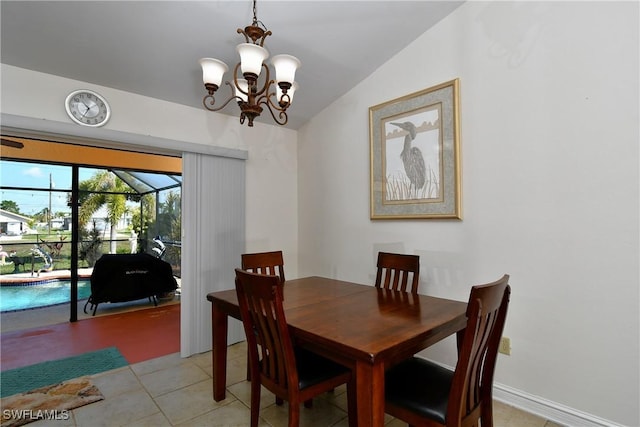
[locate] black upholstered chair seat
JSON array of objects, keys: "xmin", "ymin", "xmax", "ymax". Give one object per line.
[
  {"xmin": 295, "ymin": 348, "xmax": 349, "ymax": 390},
  {"xmin": 385, "ymin": 357, "xmax": 454, "ymax": 424}
]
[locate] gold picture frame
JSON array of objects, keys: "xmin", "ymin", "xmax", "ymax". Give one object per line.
[{"xmin": 369, "ymin": 79, "xmax": 461, "ymax": 219}]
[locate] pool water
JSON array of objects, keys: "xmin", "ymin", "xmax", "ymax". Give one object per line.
[{"xmin": 0, "ymin": 280, "xmax": 92, "ymax": 312}]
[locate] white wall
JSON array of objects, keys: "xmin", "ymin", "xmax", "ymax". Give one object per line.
[
  {"xmin": 244, "ymin": 125, "xmax": 299, "ymax": 278},
  {"xmin": 298, "ymin": 2, "xmax": 638, "ymax": 426},
  {"xmin": 0, "ymin": 64, "xmax": 299, "ymax": 279}
]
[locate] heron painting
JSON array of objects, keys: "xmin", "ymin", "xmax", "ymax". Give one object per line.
[{"xmin": 384, "ymin": 110, "xmax": 441, "ymax": 201}]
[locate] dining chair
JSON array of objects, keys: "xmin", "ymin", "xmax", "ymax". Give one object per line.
[
  {"xmin": 241, "ymin": 250, "xmax": 286, "ymax": 283},
  {"xmin": 235, "ymin": 268, "xmax": 356, "ymax": 427},
  {"xmin": 240, "ymin": 250, "xmax": 286, "ymax": 383},
  {"xmin": 375, "ymin": 251, "xmax": 420, "ymax": 293},
  {"xmin": 384, "ymin": 274, "xmax": 511, "ymax": 427}
]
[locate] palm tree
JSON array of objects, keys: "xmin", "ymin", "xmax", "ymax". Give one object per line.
[
  {"xmin": 131, "ymin": 193, "xmax": 156, "ymax": 244},
  {"xmin": 78, "ymin": 171, "xmax": 135, "ymax": 254},
  {"xmin": 157, "ymin": 190, "xmax": 181, "ymax": 239}
]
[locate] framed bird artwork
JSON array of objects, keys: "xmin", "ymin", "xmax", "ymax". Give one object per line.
[{"xmin": 369, "ymin": 79, "xmax": 461, "ymax": 220}]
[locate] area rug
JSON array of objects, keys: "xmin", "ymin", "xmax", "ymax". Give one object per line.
[
  {"xmin": 0, "ymin": 377, "xmax": 103, "ymax": 427},
  {"xmin": 0, "ymin": 347, "xmax": 127, "ymax": 398}
]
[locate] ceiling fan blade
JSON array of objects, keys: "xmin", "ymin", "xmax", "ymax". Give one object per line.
[{"xmin": 0, "ymin": 138, "xmax": 25, "ymax": 149}]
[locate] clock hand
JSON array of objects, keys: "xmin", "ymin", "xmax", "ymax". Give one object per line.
[{"xmin": 77, "ymin": 103, "xmax": 89, "ymax": 117}]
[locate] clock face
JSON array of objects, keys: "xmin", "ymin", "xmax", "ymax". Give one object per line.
[{"xmin": 65, "ymin": 90, "xmax": 111, "ymax": 127}]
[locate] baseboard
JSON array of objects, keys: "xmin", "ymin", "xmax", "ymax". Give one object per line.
[
  {"xmin": 493, "ymin": 383, "xmax": 622, "ymax": 427},
  {"xmin": 419, "ymin": 356, "xmax": 622, "ymax": 427}
]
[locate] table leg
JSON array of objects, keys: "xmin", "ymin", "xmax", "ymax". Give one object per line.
[
  {"xmin": 354, "ymin": 360, "xmax": 385, "ymax": 427},
  {"xmin": 212, "ymin": 301, "xmax": 228, "ymax": 401}
]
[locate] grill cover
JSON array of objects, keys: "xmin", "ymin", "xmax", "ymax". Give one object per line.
[{"xmin": 89, "ymin": 253, "xmax": 178, "ymax": 304}]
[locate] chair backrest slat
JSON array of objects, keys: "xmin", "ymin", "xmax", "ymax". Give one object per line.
[
  {"xmin": 375, "ymin": 252, "xmax": 420, "ymax": 293},
  {"xmin": 449, "ymin": 274, "xmax": 511, "ymax": 424}
]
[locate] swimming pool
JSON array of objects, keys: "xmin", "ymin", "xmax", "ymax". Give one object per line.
[{"xmin": 0, "ymin": 280, "xmax": 92, "ymax": 312}]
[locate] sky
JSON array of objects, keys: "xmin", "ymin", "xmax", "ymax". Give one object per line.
[{"xmin": 0, "ymin": 160, "xmax": 102, "ymax": 216}]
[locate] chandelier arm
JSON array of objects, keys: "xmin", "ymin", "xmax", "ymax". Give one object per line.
[
  {"xmin": 252, "ymin": 64, "xmax": 271, "ymax": 97},
  {"xmin": 259, "ymin": 97, "xmax": 288, "ymax": 126},
  {"xmin": 231, "ymin": 63, "xmax": 248, "ymax": 97},
  {"xmin": 202, "ymin": 81, "xmax": 242, "ymax": 112},
  {"xmin": 259, "ymin": 90, "xmax": 290, "ymax": 113}
]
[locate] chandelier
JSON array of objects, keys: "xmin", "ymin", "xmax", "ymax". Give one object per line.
[{"xmin": 199, "ymin": 0, "xmax": 301, "ymax": 127}]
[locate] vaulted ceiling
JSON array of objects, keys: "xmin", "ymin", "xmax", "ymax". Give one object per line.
[{"xmin": 1, "ymin": 1, "xmax": 463, "ymax": 129}]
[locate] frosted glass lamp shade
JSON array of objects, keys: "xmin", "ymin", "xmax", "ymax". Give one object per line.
[
  {"xmin": 199, "ymin": 58, "xmax": 228, "ymax": 87},
  {"xmin": 235, "ymin": 79, "xmax": 249, "ymax": 103},
  {"xmin": 271, "ymin": 54, "xmax": 301, "ymax": 85},
  {"xmin": 236, "ymin": 43, "xmax": 268, "ymax": 77}
]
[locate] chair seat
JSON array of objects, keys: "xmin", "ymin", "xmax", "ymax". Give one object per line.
[
  {"xmin": 385, "ymin": 357, "xmax": 453, "ymax": 424},
  {"xmin": 295, "ymin": 348, "xmax": 349, "ymax": 390}
]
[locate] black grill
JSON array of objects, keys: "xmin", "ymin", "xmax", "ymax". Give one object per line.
[{"xmin": 84, "ymin": 253, "xmax": 178, "ymax": 315}]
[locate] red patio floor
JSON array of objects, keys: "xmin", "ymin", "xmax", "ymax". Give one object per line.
[{"xmin": 0, "ymin": 303, "xmax": 180, "ymax": 371}]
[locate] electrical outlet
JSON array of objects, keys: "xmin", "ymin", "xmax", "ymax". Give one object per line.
[{"xmin": 499, "ymin": 337, "xmax": 511, "ymax": 355}]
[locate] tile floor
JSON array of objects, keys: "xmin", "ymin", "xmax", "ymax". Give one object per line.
[{"xmin": 21, "ymin": 340, "xmax": 563, "ymax": 427}]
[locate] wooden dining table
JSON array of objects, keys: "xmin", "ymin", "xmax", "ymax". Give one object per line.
[{"xmin": 207, "ymin": 276, "xmax": 467, "ymax": 427}]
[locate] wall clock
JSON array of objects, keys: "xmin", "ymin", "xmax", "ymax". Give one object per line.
[{"xmin": 65, "ymin": 90, "xmax": 111, "ymax": 127}]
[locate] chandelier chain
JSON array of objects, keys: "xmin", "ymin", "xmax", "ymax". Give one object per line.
[{"xmin": 252, "ymin": 0, "xmax": 258, "ymax": 25}]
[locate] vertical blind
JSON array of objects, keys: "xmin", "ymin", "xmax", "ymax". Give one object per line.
[{"xmin": 181, "ymin": 152, "xmax": 246, "ymax": 357}]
